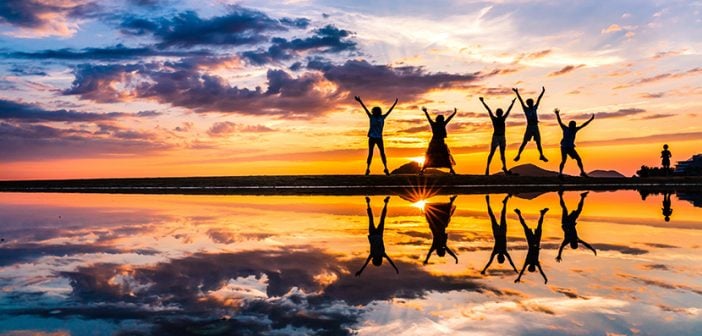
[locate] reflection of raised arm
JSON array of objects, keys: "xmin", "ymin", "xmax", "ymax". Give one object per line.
[
  {"xmin": 479, "ymin": 97, "xmax": 493, "ymax": 117},
  {"xmin": 555, "ymin": 108, "xmax": 566, "ymax": 129},
  {"xmin": 556, "ymin": 240, "xmax": 567, "ymax": 262},
  {"xmin": 385, "ymin": 254, "xmax": 399, "ymax": 274},
  {"xmin": 423, "ymin": 247, "xmax": 435, "ymax": 265},
  {"xmin": 422, "ymin": 107, "xmax": 433, "ymax": 124},
  {"xmin": 354, "ymin": 96, "xmax": 371, "ymax": 117},
  {"xmin": 537, "ymin": 264, "xmax": 548, "ymax": 284},
  {"xmin": 446, "ymin": 247, "xmax": 458, "ymax": 264},
  {"xmin": 535, "ymin": 86, "xmax": 545, "ymax": 108},
  {"xmin": 515, "ymin": 262, "xmax": 527, "ymax": 283},
  {"xmin": 445, "ymin": 108, "xmax": 457, "ymax": 124},
  {"xmin": 512, "ymin": 88, "xmax": 526, "ymax": 110},
  {"xmin": 384, "ymin": 98, "xmax": 399, "ymax": 117},
  {"xmin": 481, "ymin": 252, "xmax": 496, "ymax": 274},
  {"xmin": 579, "ymin": 239, "xmax": 597, "ymax": 256},
  {"xmin": 504, "ymin": 98, "xmax": 516, "ymax": 118},
  {"xmin": 574, "ymin": 192, "xmax": 588, "ymax": 217},
  {"xmin": 486, "ymin": 195, "xmax": 497, "ymax": 223},
  {"xmin": 506, "ymin": 253, "xmax": 518, "ymax": 273},
  {"xmin": 355, "ymin": 255, "xmax": 372, "ymax": 276},
  {"xmin": 577, "ymin": 114, "xmax": 595, "ymax": 131}
]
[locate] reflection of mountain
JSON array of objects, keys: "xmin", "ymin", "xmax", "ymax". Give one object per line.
[
  {"xmin": 494, "ymin": 164, "xmax": 557, "ymax": 177},
  {"xmin": 589, "ymin": 170, "xmax": 626, "ymax": 178},
  {"xmin": 676, "ymin": 192, "xmax": 702, "ymax": 207},
  {"xmin": 390, "ymin": 161, "xmax": 450, "ymax": 175}
]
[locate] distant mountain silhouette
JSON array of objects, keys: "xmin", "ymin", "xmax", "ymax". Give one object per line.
[
  {"xmin": 588, "ymin": 170, "xmax": 626, "ymax": 178},
  {"xmin": 391, "ymin": 161, "xmax": 450, "ymax": 175},
  {"xmin": 494, "ymin": 164, "xmax": 558, "ymax": 177}
]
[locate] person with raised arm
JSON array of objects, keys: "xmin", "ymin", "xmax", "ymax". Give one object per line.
[
  {"xmin": 420, "ymin": 107, "xmax": 457, "ymax": 176},
  {"xmin": 423, "ymin": 195, "xmax": 459, "ymax": 265},
  {"xmin": 514, "ymin": 207, "xmax": 549, "ymax": 284},
  {"xmin": 513, "ymin": 87, "xmax": 548, "ymax": 162},
  {"xmin": 356, "ymin": 196, "xmax": 399, "ymax": 276},
  {"xmin": 481, "ymin": 194, "xmax": 518, "ymax": 275},
  {"xmin": 354, "ymin": 96, "xmax": 398, "ymax": 176},
  {"xmin": 556, "ymin": 190, "xmax": 597, "ymax": 262},
  {"xmin": 555, "ymin": 108, "xmax": 595, "ymax": 179},
  {"xmin": 480, "ymin": 97, "xmax": 515, "ymax": 175}
]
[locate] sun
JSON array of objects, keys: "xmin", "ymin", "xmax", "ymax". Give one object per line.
[
  {"xmin": 411, "ymin": 156, "xmax": 425, "ymax": 167},
  {"xmin": 412, "ymin": 200, "xmax": 427, "ymax": 211}
]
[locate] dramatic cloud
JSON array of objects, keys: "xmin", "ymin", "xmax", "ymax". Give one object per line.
[
  {"xmin": 0, "ymin": 98, "xmax": 150, "ymax": 123},
  {"xmin": 3, "ymin": 44, "xmax": 211, "ymax": 60},
  {"xmin": 207, "ymin": 121, "xmax": 274, "ymax": 136},
  {"xmin": 548, "ymin": 64, "xmax": 586, "ymax": 77},
  {"xmin": 0, "ymin": 0, "xmax": 99, "ymax": 37},
  {"xmin": 119, "ymin": 6, "xmax": 304, "ymax": 48}
]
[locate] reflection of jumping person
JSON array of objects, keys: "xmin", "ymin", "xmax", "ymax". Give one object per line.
[
  {"xmin": 556, "ymin": 191, "xmax": 596, "ymax": 262},
  {"xmin": 555, "ymin": 108, "xmax": 595, "ymax": 179},
  {"xmin": 482, "ymin": 194, "xmax": 518, "ymax": 274},
  {"xmin": 420, "ymin": 107, "xmax": 457, "ymax": 175},
  {"xmin": 354, "ymin": 96, "xmax": 398, "ymax": 176},
  {"xmin": 356, "ymin": 196, "xmax": 399, "ymax": 276},
  {"xmin": 480, "ymin": 97, "xmax": 515, "ymax": 175},
  {"xmin": 514, "ymin": 207, "xmax": 549, "ymax": 284},
  {"xmin": 662, "ymin": 192, "xmax": 673, "ymax": 222},
  {"xmin": 423, "ymin": 195, "xmax": 459, "ymax": 265},
  {"xmin": 661, "ymin": 144, "xmax": 672, "ymax": 175},
  {"xmin": 513, "ymin": 87, "xmax": 547, "ymax": 162}
]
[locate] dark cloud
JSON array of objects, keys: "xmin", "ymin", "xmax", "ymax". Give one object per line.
[
  {"xmin": 3, "ymin": 44, "xmax": 212, "ymax": 60},
  {"xmin": 242, "ymin": 25, "xmax": 356, "ymax": 65},
  {"xmin": 207, "ymin": 121, "xmax": 274, "ymax": 136},
  {"xmin": 639, "ymin": 113, "xmax": 674, "ymax": 120},
  {"xmin": 0, "ymin": 0, "xmax": 98, "ymax": 28},
  {"xmin": 548, "ymin": 64, "xmax": 585, "ymax": 77},
  {"xmin": 592, "ymin": 243, "xmax": 648, "ymax": 255},
  {"xmin": 0, "ymin": 243, "xmax": 121, "ymax": 267},
  {"xmin": 8, "ymin": 65, "xmax": 47, "ymax": 76},
  {"xmin": 119, "ymin": 6, "xmax": 304, "ymax": 48},
  {"xmin": 639, "ymin": 92, "xmax": 665, "ymax": 99},
  {"xmin": 0, "ymin": 98, "xmax": 153, "ymax": 122}
]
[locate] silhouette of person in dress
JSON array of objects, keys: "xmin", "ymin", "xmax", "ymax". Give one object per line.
[
  {"xmin": 420, "ymin": 107, "xmax": 457, "ymax": 175},
  {"xmin": 423, "ymin": 195, "xmax": 459, "ymax": 265}
]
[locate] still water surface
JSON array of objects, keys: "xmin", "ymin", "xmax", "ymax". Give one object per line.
[{"xmin": 0, "ymin": 191, "xmax": 701, "ymax": 335}]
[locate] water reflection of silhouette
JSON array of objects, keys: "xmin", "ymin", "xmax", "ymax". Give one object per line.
[
  {"xmin": 356, "ymin": 196, "xmax": 399, "ymax": 276},
  {"xmin": 423, "ymin": 195, "xmax": 459, "ymax": 265},
  {"xmin": 481, "ymin": 194, "xmax": 517, "ymax": 275},
  {"xmin": 556, "ymin": 191, "xmax": 596, "ymax": 262},
  {"xmin": 662, "ymin": 192, "xmax": 673, "ymax": 222},
  {"xmin": 514, "ymin": 207, "xmax": 549, "ymax": 284}
]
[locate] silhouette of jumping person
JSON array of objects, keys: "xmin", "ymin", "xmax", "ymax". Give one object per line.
[
  {"xmin": 354, "ymin": 96, "xmax": 398, "ymax": 176},
  {"xmin": 514, "ymin": 207, "xmax": 549, "ymax": 284},
  {"xmin": 555, "ymin": 108, "xmax": 595, "ymax": 179},
  {"xmin": 661, "ymin": 144, "xmax": 672, "ymax": 175},
  {"xmin": 423, "ymin": 195, "xmax": 459, "ymax": 265},
  {"xmin": 480, "ymin": 97, "xmax": 516, "ymax": 175},
  {"xmin": 662, "ymin": 192, "xmax": 673, "ymax": 222},
  {"xmin": 556, "ymin": 191, "xmax": 596, "ymax": 262},
  {"xmin": 420, "ymin": 107, "xmax": 457, "ymax": 175},
  {"xmin": 356, "ymin": 196, "xmax": 399, "ymax": 276},
  {"xmin": 482, "ymin": 194, "xmax": 518, "ymax": 275},
  {"xmin": 513, "ymin": 87, "xmax": 547, "ymax": 162}
]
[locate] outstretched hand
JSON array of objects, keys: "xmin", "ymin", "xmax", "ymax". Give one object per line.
[
  {"xmin": 421, "ymin": 107, "xmax": 428, "ymax": 113},
  {"xmin": 479, "ymin": 97, "xmax": 484, "ymax": 101},
  {"xmin": 365, "ymin": 196, "xmax": 371, "ymax": 203},
  {"xmin": 514, "ymin": 208, "xmax": 521, "ymax": 215},
  {"xmin": 554, "ymin": 108, "xmax": 560, "ymax": 115},
  {"xmin": 354, "ymin": 96, "xmax": 361, "ymax": 102},
  {"xmin": 555, "ymin": 256, "xmax": 562, "ymax": 263},
  {"xmin": 511, "ymin": 98, "xmax": 516, "ymax": 103},
  {"xmin": 514, "ymin": 278, "xmax": 521, "ymax": 283},
  {"xmin": 355, "ymin": 271, "xmax": 362, "ymax": 277},
  {"xmin": 512, "ymin": 88, "xmax": 519, "ymax": 93},
  {"xmin": 558, "ymin": 189, "xmax": 564, "ymax": 196},
  {"xmin": 453, "ymin": 108, "xmax": 457, "ymax": 113},
  {"xmin": 541, "ymin": 86, "xmax": 546, "ymax": 93},
  {"xmin": 384, "ymin": 196, "xmax": 390, "ymax": 203}
]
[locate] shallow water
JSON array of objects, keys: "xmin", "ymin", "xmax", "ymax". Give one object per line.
[{"xmin": 0, "ymin": 190, "xmax": 701, "ymax": 335}]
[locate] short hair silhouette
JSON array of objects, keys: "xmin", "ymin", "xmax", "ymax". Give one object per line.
[
  {"xmin": 526, "ymin": 98, "xmax": 534, "ymax": 106},
  {"xmin": 371, "ymin": 106, "xmax": 382, "ymax": 116}
]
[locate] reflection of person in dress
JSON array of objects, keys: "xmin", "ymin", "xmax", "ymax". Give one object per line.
[
  {"xmin": 514, "ymin": 207, "xmax": 549, "ymax": 284},
  {"xmin": 423, "ymin": 195, "xmax": 459, "ymax": 265},
  {"xmin": 662, "ymin": 192, "xmax": 673, "ymax": 222},
  {"xmin": 556, "ymin": 191, "xmax": 597, "ymax": 262},
  {"xmin": 482, "ymin": 194, "xmax": 518, "ymax": 274},
  {"xmin": 420, "ymin": 107, "xmax": 457, "ymax": 175},
  {"xmin": 356, "ymin": 196, "xmax": 399, "ymax": 276}
]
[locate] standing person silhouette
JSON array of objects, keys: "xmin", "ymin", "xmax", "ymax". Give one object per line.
[
  {"xmin": 555, "ymin": 108, "xmax": 595, "ymax": 179},
  {"xmin": 556, "ymin": 191, "xmax": 596, "ymax": 262},
  {"xmin": 661, "ymin": 144, "xmax": 672, "ymax": 175},
  {"xmin": 513, "ymin": 87, "xmax": 548, "ymax": 162},
  {"xmin": 481, "ymin": 194, "xmax": 518, "ymax": 275},
  {"xmin": 420, "ymin": 107, "xmax": 457, "ymax": 175},
  {"xmin": 480, "ymin": 97, "xmax": 516, "ymax": 175},
  {"xmin": 514, "ymin": 207, "xmax": 549, "ymax": 284},
  {"xmin": 662, "ymin": 192, "xmax": 673, "ymax": 222},
  {"xmin": 423, "ymin": 195, "xmax": 459, "ymax": 265},
  {"xmin": 354, "ymin": 96, "xmax": 398, "ymax": 176},
  {"xmin": 356, "ymin": 196, "xmax": 399, "ymax": 276}
]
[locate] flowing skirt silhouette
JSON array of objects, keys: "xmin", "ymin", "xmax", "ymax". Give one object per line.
[{"xmin": 424, "ymin": 137, "xmax": 455, "ymax": 169}]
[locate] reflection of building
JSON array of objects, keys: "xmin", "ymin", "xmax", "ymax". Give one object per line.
[{"xmin": 674, "ymin": 154, "xmax": 702, "ymax": 175}]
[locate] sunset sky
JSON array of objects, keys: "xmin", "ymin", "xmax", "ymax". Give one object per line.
[{"xmin": 1, "ymin": 0, "xmax": 701, "ymax": 179}]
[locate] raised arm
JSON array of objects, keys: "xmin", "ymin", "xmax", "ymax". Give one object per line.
[
  {"xmin": 512, "ymin": 88, "xmax": 526, "ymax": 110},
  {"xmin": 555, "ymin": 108, "xmax": 566, "ymax": 129},
  {"xmin": 577, "ymin": 114, "xmax": 595, "ymax": 131},
  {"xmin": 354, "ymin": 96, "xmax": 371, "ymax": 117},
  {"xmin": 385, "ymin": 254, "xmax": 399, "ymax": 274},
  {"xmin": 445, "ymin": 108, "xmax": 457, "ymax": 124},
  {"xmin": 355, "ymin": 255, "xmax": 372, "ymax": 276},
  {"xmin": 535, "ymin": 86, "xmax": 545, "ymax": 108},
  {"xmin": 479, "ymin": 97, "xmax": 494, "ymax": 117},
  {"xmin": 486, "ymin": 195, "xmax": 497, "ymax": 223},
  {"xmin": 504, "ymin": 98, "xmax": 516, "ymax": 119},
  {"xmin": 422, "ymin": 107, "xmax": 434, "ymax": 124},
  {"xmin": 384, "ymin": 98, "xmax": 399, "ymax": 117}
]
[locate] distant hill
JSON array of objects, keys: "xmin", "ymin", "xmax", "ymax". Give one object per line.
[
  {"xmin": 391, "ymin": 161, "xmax": 450, "ymax": 175},
  {"xmin": 588, "ymin": 170, "xmax": 626, "ymax": 178},
  {"xmin": 494, "ymin": 164, "xmax": 558, "ymax": 177}
]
